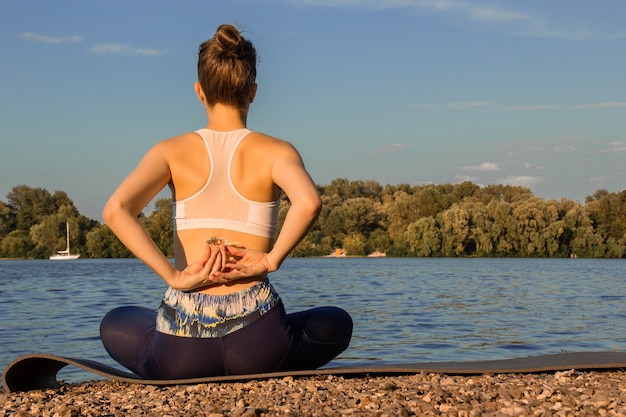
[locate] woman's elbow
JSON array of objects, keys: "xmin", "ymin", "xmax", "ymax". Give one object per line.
[
  {"xmin": 306, "ymin": 194, "xmax": 322, "ymax": 219},
  {"xmin": 102, "ymin": 199, "xmax": 125, "ymax": 226},
  {"xmin": 290, "ymin": 193, "xmax": 321, "ymax": 221}
]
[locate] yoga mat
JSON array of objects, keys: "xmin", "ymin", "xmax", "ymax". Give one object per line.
[{"xmin": 4, "ymin": 351, "xmax": 626, "ymax": 393}]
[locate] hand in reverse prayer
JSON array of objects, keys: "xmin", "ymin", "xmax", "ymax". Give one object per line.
[
  {"xmin": 208, "ymin": 245, "xmax": 275, "ymax": 283},
  {"xmin": 173, "ymin": 243, "xmax": 229, "ymax": 290}
]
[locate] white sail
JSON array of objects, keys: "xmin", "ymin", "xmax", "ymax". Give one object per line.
[{"xmin": 49, "ymin": 223, "xmax": 80, "ymax": 260}]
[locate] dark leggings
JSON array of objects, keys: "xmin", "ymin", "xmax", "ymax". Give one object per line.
[{"xmin": 100, "ymin": 301, "xmax": 353, "ymax": 379}]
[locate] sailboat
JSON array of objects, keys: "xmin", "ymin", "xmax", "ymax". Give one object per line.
[{"xmin": 49, "ymin": 223, "xmax": 80, "ymax": 260}]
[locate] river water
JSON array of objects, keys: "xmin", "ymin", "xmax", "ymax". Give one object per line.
[{"xmin": 1, "ymin": 257, "xmax": 624, "ymax": 383}]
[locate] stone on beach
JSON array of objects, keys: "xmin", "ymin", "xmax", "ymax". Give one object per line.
[{"xmin": 2, "ymin": 371, "xmax": 626, "ymax": 416}]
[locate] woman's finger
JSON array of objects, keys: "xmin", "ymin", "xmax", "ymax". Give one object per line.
[
  {"xmin": 201, "ymin": 244, "xmax": 212, "ymax": 263},
  {"xmin": 218, "ymin": 244, "xmax": 228, "ymax": 271},
  {"xmin": 226, "ymin": 245, "xmax": 245, "ymax": 259}
]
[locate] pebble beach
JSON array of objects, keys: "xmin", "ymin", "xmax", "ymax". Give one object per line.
[{"xmin": 2, "ymin": 370, "xmax": 626, "ymax": 416}]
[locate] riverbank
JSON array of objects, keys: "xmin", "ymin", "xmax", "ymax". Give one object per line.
[{"xmin": 2, "ymin": 370, "xmax": 625, "ymax": 416}]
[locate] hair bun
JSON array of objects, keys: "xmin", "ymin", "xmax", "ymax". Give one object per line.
[
  {"xmin": 214, "ymin": 24, "xmax": 247, "ymax": 59},
  {"xmin": 197, "ymin": 24, "xmax": 257, "ymax": 109}
]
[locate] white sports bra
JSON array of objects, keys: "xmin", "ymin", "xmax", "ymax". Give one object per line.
[{"xmin": 171, "ymin": 128, "xmax": 280, "ymax": 238}]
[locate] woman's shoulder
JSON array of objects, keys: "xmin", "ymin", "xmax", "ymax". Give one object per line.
[
  {"xmin": 151, "ymin": 132, "xmax": 203, "ymax": 153},
  {"xmin": 245, "ymin": 131, "xmax": 298, "ymax": 154},
  {"xmin": 160, "ymin": 131, "xmax": 201, "ymax": 145}
]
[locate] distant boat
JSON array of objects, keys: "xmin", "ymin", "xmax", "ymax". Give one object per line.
[{"xmin": 49, "ymin": 223, "xmax": 80, "ymax": 260}]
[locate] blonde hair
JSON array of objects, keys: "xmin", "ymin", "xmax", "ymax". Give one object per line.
[{"xmin": 197, "ymin": 24, "xmax": 257, "ymax": 111}]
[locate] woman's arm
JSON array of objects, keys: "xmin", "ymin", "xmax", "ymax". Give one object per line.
[
  {"xmin": 265, "ymin": 143, "xmax": 321, "ymax": 269},
  {"xmin": 103, "ymin": 142, "xmax": 226, "ymax": 290}
]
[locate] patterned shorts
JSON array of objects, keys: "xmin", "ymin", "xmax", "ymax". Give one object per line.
[{"xmin": 156, "ymin": 280, "xmax": 281, "ymax": 338}]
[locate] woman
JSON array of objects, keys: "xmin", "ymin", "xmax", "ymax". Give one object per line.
[{"xmin": 100, "ymin": 24, "xmax": 352, "ymax": 379}]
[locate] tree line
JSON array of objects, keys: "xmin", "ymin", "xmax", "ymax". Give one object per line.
[{"xmin": 1, "ymin": 181, "xmax": 624, "ymax": 259}]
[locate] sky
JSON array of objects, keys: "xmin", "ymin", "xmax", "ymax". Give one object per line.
[{"xmin": 1, "ymin": 0, "xmax": 625, "ymax": 220}]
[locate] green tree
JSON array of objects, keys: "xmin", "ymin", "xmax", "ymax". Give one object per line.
[
  {"xmin": 384, "ymin": 186, "xmax": 456, "ymax": 242},
  {"xmin": 317, "ymin": 194, "xmax": 347, "ymax": 248},
  {"xmin": 415, "ymin": 187, "xmax": 457, "ymax": 218},
  {"xmin": 30, "ymin": 214, "xmax": 63, "ymax": 258},
  {"xmin": 480, "ymin": 184, "xmax": 533, "ymax": 204},
  {"xmin": 359, "ymin": 180, "xmax": 384, "ymax": 200},
  {"xmin": 7, "ymin": 185, "xmax": 57, "ymax": 232},
  {"xmin": 385, "ymin": 191, "xmax": 419, "ymax": 240},
  {"xmin": 339, "ymin": 198, "xmax": 380, "ymax": 237},
  {"xmin": 86, "ymin": 225, "xmax": 132, "ymax": 258},
  {"xmin": 293, "ymin": 229, "xmax": 331, "ymax": 257},
  {"xmin": 3, "ymin": 180, "xmax": 626, "ymax": 259},
  {"xmin": 605, "ymin": 237, "xmax": 626, "ymax": 258},
  {"xmin": 586, "ymin": 190, "xmax": 626, "ymax": 252},
  {"xmin": 562, "ymin": 204, "xmax": 604, "ymax": 257},
  {"xmin": 487, "ymin": 200, "xmax": 516, "ymax": 256},
  {"xmin": 52, "ymin": 191, "xmax": 78, "ymax": 215},
  {"xmin": 143, "ymin": 198, "xmax": 174, "ymax": 257},
  {"xmin": 437, "ymin": 204, "xmax": 471, "ymax": 256},
  {"xmin": 320, "ymin": 178, "xmax": 353, "ymax": 201},
  {"xmin": 343, "ymin": 233, "xmax": 366, "ymax": 256},
  {"xmin": 406, "ymin": 216, "xmax": 441, "ymax": 257},
  {"xmin": 452, "ymin": 181, "xmax": 480, "ymax": 201},
  {"xmin": 511, "ymin": 198, "xmax": 565, "ymax": 257},
  {"xmin": 366, "ymin": 228, "xmax": 392, "ymax": 254},
  {"xmin": 0, "ymin": 230, "xmax": 34, "ymax": 258},
  {"xmin": 466, "ymin": 201, "xmax": 494, "ymax": 256},
  {"xmin": 0, "ymin": 200, "xmax": 15, "ymax": 240}
]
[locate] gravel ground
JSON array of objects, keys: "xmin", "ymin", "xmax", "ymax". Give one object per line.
[{"xmin": 2, "ymin": 370, "xmax": 626, "ymax": 416}]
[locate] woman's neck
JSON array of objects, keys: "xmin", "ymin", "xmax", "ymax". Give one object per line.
[{"xmin": 205, "ymin": 103, "xmax": 248, "ymax": 131}]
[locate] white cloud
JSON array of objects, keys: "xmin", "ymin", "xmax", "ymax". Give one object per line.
[
  {"xmin": 90, "ymin": 43, "xmax": 166, "ymax": 56},
  {"xmin": 454, "ymin": 174, "xmax": 479, "ymax": 183},
  {"xmin": 409, "ymin": 103, "xmax": 439, "ymax": 110},
  {"xmin": 447, "ymin": 101, "xmax": 493, "ymax": 110},
  {"xmin": 518, "ymin": 20, "xmax": 592, "ymax": 41},
  {"xmin": 503, "ymin": 104, "xmax": 559, "ymax": 111},
  {"xmin": 498, "ymin": 175, "xmax": 543, "ymax": 188},
  {"xmin": 523, "ymin": 162, "xmax": 544, "ymax": 170},
  {"xmin": 577, "ymin": 102, "xmax": 626, "ymax": 109},
  {"xmin": 280, "ymin": 0, "xmax": 621, "ymax": 41},
  {"xmin": 518, "ymin": 17, "xmax": 625, "ymax": 41},
  {"xmin": 410, "ymin": 0, "xmax": 527, "ymax": 23},
  {"xmin": 603, "ymin": 142, "xmax": 626, "ymax": 153},
  {"xmin": 553, "ymin": 145, "xmax": 577, "ymax": 153},
  {"xmin": 19, "ymin": 32, "xmax": 82, "ymax": 44},
  {"xmin": 279, "ymin": 0, "xmax": 525, "ymax": 22},
  {"xmin": 459, "ymin": 161, "xmax": 499, "ymax": 172},
  {"xmin": 589, "ymin": 174, "xmax": 615, "ymax": 183},
  {"xmin": 559, "ymin": 135, "xmax": 589, "ymax": 141},
  {"xmin": 19, "ymin": 32, "xmax": 166, "ymax": 56}
]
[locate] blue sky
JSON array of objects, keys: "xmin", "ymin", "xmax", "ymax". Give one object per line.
[{"xmin": 1, "ymin": 0, "xmax": 625, "ymax": 220}]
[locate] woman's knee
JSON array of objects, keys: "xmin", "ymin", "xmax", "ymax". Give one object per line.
[
  {"xmin": 100, "ymin": 306, "xmax": 155, "ymax": 338},
  {"xmin": 297, "ymin": 306, "xmax": 353, "ymax": 347},
  {"xmin": 328, "ymin": 307, "xmax": 353, "ymax": 348},
  {"xmin": 100, "ymin": 307, "xmax": 156, "ymax": 352},
  {"xmin": 100, "ymin": 307, "xmax": 125, "ymax": 340},
  {"xmin": 100, "ymin": 306, "xmax": 157, "ymax": 372}
]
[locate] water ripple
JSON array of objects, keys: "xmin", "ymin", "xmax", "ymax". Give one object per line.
[{"xmin": 1, "ymin": 257, "xmax": 625, "ymax": 382}]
